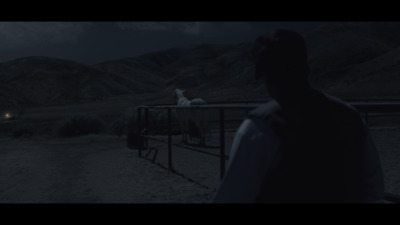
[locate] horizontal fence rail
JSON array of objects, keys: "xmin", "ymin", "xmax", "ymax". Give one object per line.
[
  {"xmin": 139, "ymin": 102, "xmax": 400, "ymax": 110},
  {"xmin": 351, "ymin": 103, "xmax": 400, "ymax": 112},
  {"xmin": 138, "ymin": 104, "xmax": 261, "ymax": 110},
  {"xmin": 131, "ymin": 100, "xmax": 400, "ymax": 203},
  {"xmin": 142, "ymin": 135, "xmax": 229, "ymax": 159},
  {"xmin": 139, "ymin": 106, "xmax": 230, "ymax": 179}
]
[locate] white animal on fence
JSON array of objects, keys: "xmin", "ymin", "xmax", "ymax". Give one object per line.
[{"xmin": 174, "ymin": 89, "xmax": 209, "ymax": 146}]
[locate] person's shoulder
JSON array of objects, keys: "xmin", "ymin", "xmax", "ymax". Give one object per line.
[
  {"xmin": 323, "ymin": 93, "xmax": 360, "ymax": 114},
  {"xmin": 247, "ymin": 100, "xmax": 281, "ymax": 120},
  {"xmin": 237, "ymin": 104, "xmax": 281, "ymax": 139},
  {"xmin": 236, "ymin": 116, "xmax": 280, "ymax": 141},
  {"xmin": 323, "ymin": 93, "xmax": 365, "ymax": 126},
  {"xmin": 236, "ymin": 118, "xmax": 266, "ymax": 137}
]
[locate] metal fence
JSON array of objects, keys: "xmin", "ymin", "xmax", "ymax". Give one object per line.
[
  {"xmin": 129, "ymin": 100, "xmax": 400, "ymax": 203},
  {"xmin": 132, "ymin": 104, "xmax": 256, "ymax": 180}
]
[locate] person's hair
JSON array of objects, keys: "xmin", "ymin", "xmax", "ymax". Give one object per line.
[{"xmin": 252, "ymin": 29, "xmax": 310, "ymax": 81}]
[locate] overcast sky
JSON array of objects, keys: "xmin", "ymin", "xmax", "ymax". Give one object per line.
[{"xmin": 0, "ymin": 22, "xmax": 322, "ymax": 64}]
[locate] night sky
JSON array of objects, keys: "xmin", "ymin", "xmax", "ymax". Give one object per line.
[{"xmin": 0, "ymin": 22, "xmax": 322, "ymax": 64}]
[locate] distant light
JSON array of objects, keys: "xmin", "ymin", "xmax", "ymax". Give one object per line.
[{"xmin": 5, "ymin": 113, "xmax": 11, "ymax": 119}]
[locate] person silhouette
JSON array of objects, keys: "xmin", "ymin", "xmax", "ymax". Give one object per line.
[{"xmin": 212, "ymin": 29, "xmax": 384, "ymax": 203}]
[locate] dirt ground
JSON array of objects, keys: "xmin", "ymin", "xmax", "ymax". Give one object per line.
[
  {"xmin": 369, "ymin": 126, "xmax": 400, "ymax": 197},
  {"xmin": 0, "ymin": 126, "xmax": 399, "ymax": 203},
  {"xmin": 0, "ymin": 135, "xmax": 215, "ymax": 203}
]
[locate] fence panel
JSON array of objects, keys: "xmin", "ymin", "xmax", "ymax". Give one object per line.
[{"xmin": 129, "ymin": 101, "xmax": 400, "ymax": 203}]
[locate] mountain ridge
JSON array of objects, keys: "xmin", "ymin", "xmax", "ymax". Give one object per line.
[{"xmin": 2, "ymin": 22, "xmax": 400, "ymax": 113}]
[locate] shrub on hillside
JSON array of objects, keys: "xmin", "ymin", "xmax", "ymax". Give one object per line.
[
  {"xmin": 56, "ymin": 114, "xmax": 105, "ymax": 137},
  {"xmin": 12, "ymin": 125, "xmax": 34, "ymax": 139}
]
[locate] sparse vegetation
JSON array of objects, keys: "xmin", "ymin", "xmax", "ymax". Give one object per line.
[
  {"xmin": 109, "ymin": 116, "xmax": 128, "ymax": 137},
  {"xmin": 12, "ymin": 125, "xmax": 34, "ymax": 139},
  {"xmin": 55, "ymin": 114, "xmax": 106, "ymax": 137},
  {"xmin": 124, "ymin": 107, "xmax": 180, "ymax": 136}
]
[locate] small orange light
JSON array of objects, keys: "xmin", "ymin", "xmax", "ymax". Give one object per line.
[{"xmin": 5, "ymin": 113, "xmax": 10, "ymax": 119}]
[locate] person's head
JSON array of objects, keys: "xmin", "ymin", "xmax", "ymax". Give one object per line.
[{"xmin": 252, "ymin": 29, "xmax": 310, "ymax": 102}]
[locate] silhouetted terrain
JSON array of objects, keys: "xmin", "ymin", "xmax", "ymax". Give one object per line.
[
  {"xmin": 2, "ymin": 22, "xmax": 400, "ymax": 112},
  {"xmin": 0, "ymin": 56, "xmax": 134, "ymax": 107},
  {"xmin": 304, "ymin": 22, "xmax": 400, "ymax": 98}
]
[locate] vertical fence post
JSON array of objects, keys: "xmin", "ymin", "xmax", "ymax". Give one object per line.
[
  {"xmin": 144, "ymin": 108, "xmax": 149, "ymax": 148},
  {"xmin": 365, "ymin": 99, "xmax": 369, "ymax": 126},
  {"xmin": 219, "ymin": 108, "xmax": 226, "ymax": 180},
  {"xmin": 168, "ymin": 108, "xmax": 173, "ymax": 171},
  {"xmin": 137, "ymin": 107, "xmax": 142, "ymax": 157}
]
